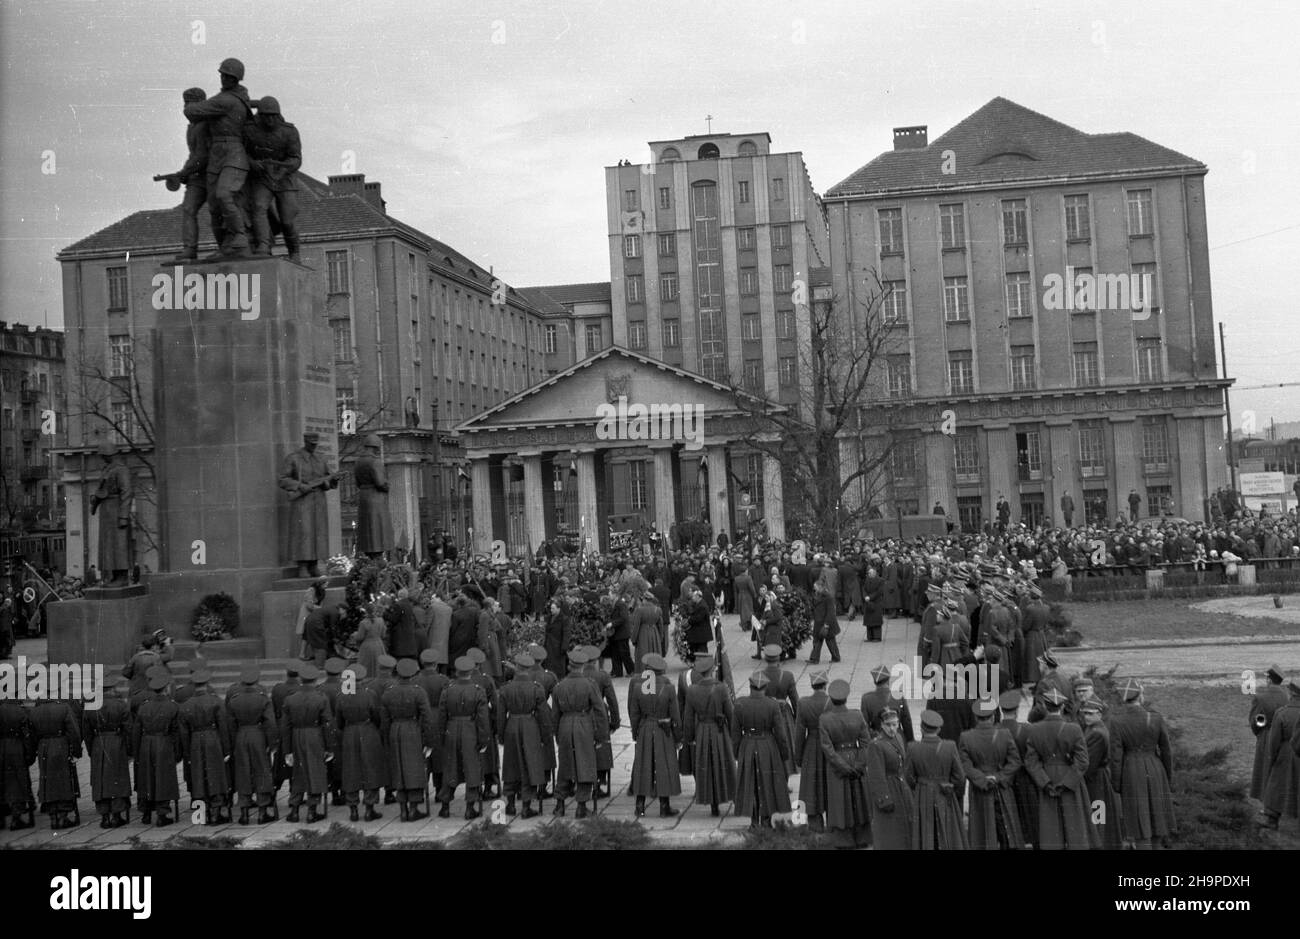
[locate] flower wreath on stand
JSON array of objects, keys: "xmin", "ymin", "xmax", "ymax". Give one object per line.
[
  {"xmin": 668, "ymin": 602, "xmax": 690, "ymax": 662},
  {"xmin": 191, "ymin": 592, "xmax": 240, "ymax": 643},
  {"xmin": 777, "ymin": 589, "xmax": 813, "ymax": 659}
]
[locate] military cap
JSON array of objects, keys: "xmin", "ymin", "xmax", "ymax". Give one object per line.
[
  {"xmin": 1040, "ymin": 650, "xmax": 1059, "ymax": 669},
  {"xmin": 761, "ymin": 643, "xmax": 783, "ymax": 660},
  {"xmin": 925, "ymin": 583, "xmax": 942, "ymax": 594},
  {"xmin": 191, "ymin": 669, "xmax": 213, "ymax": 685},
  {"xmin": 377, "ymin": 655, "xmax": 397, "ymax": 670},
  {"xmin": 285, "ymin": 664, "xmax": 300, "ymax": 678},
  {"xmin": 972, "ymin": 697, "xmax": 998, "ymax": 718},
  {"xmin": 642, "ymin": 653, "xmax": 667, "ymax": 672},
  {"xmin": 748, "ymin": 670, "xmax": 771, "ymax": 690},
  {"xmin": 454, "ymin": 655, "xmax": 475, "ymax": 673},
  {"xmin": 148, "ymin": 674, "xmax": 170, "ymax": 691},
  {"xmin": 527, "ymin": 643, "xmax": 548, "ymax": 662},
  {"xmin": 239, "ymin": 662, "xmax": 261, "ymax": 684},
  {"xmin": 468, "ymin": 647, "xmax": 488, "ymax": 664},
  {"xmin": 1266, "ymin": 665, "xmax": 1285, "ymax": 683},
  {"xmin": 693, "ymin": 654, "xmax": 715, "ymax": 673},
  {"xmin": 879, "ymin": 706, "xmax": 900, "ymax": 723},
  {"xmin": 809, "ymin": 669, "xmax": 829, "ymax": 688},
  {"xmin": 580, "ymin": 645, "xmax": 602, "ymax": 661},
  {"xmin": 920, "ymin": 709, "xmax": 944, "ymax": 730},
  {"xmin": 298, "ymin": 663, "xmax": 321, "ymax": 681},
  {"xmin": 1078, "ymin": 696, "xmax": 1105, "ymax": 714},
  {"xmin": 1042, "ymin": 687, "xmax": 1069, "ymax": 707},
  {"xmin": 419, "ymin": 649, "xmax": 439, "ymax": 666},
  {"xmin": 513, "ymin": 652, "xmax": 536, "ymax": 669},
  {"xmin": 349, "ymin": 663, "xmax": 368, "ymax": 681},
  {"xmin": 567, "ymin": 648, "xmax": 589, "ymax": 665},
  {"xmin": 146, "ymin": 665, "xmax": 170, "ymax": 681},
  {"xmin": 395, "ymin": 658, "xmax": 419, "ymax": 678},
  {"xmin": 1120, "ymin": 679, "xmax": 1143, "ymax": 702},
  {"xmin": 870, "ymin": 665, "xmax": 891, "ymax": 685},
  {"xmin": 303, "ymin": 431, "xmax": 320, "ymax": 442},
  {"xmin": 1287, "ymin": 680, "xmax": 1300, "ymax": 696},
  {"xmin": 827, "ymin": 679, "xmax": 850, "ymax": 702},
  {"xmin": 324, "ymin": 657, "xmax": 347, "ymax": 676},
  {"xmin": 998, "ymin": 690, "xmax": 1022, "ymax": 712}
]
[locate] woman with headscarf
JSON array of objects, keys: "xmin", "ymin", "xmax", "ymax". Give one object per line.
[{"xmin": 350, "ymin": 601, "xmax": 388, "ymax": 678}]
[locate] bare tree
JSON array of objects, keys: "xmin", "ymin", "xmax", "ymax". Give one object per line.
[{"xmin": 724, "ymin": 271, "xmax": 919, "ymax": 546}]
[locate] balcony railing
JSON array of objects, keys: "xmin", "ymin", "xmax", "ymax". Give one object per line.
[{"xmin": 21, "ymin": 464, "xmax": 51, "ymax": 481}]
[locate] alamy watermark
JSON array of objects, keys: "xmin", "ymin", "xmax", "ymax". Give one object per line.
[
  {"xmin": 151, "ymin": 265, "xmax": 261, "ymax": 320},
  {"xmin": 1041, "ymin": 266, "xmax": 1153, "ymax": 320},
  {"xmin": 0, "ymin": 657, "xmax": 105, "ymax": 710},
  {"xmin": 889, "ymin": 658, "xmax": 999, "ymax": 701},
  {"xmin": 594, "ymin": 396, "xmax": 705, "ymax": 451}
]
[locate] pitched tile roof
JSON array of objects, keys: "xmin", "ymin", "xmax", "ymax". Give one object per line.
[
  {"xmin": 516, "ymin": 282, "xmax": 612, "ymax": 310},
  {"xmin": 826, "ymin": 97, "xmax": 1205, "ymax": 199}
]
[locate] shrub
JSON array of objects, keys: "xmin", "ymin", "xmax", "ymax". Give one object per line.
[{"xmin": 191, "ymin": 592, "xmax": 239, "ymax": 641}]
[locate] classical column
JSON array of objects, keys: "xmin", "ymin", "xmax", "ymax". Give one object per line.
[
  {"xmin": 1111, "ymin": 418, "xmax": 1139, "ymax": 519},
  {"xmin": 984, "ymin": 425, "xmax": 1013, "ymax": 512},
  {"xmin": 1175, "ymin": 418, "xmax": 1205, "ymax": 522},
  {"xmin": 762, "ymin": 452, "xmax": 786, "ymax": 542},
  {"xmin": 469, "ymin": 455, "xmax": 493, "ymax": 555},
  {"xmin": 576, "ymin": 449, "xmax": 599, "ymax": 554},
  {"xmin": 705, "ymin": 444, "xmax": 730, "ymax": 539},
  {"xmin": 651, "ymin": 443, "xmax": 678, "ymax": 534},
  {"xmin": 1200, "ymin": 415, "xmax": 1229, "ymax": 519},
  {"xmin": 924, "ymin": 433, "xmax": 955, "ymax": 517},
  {"xmin": 520, "ymin": 451, "xmax": 547, "ymax": 556}
]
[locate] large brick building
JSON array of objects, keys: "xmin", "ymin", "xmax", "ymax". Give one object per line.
[{"xmin": 0, "ymin": 323, "xmax": 67, "ymax": 542}]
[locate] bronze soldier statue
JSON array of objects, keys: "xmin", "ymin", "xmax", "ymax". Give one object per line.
[
  {"xmin": 90, "ymin": 442, "xmax": 133, "ymax": 586},
  {"xmin": 183, "ymin": 57, "xmax": 253, "ymax": 258},
  {"xmin": 278, "ymin": 432, "xmax": 339, "ymax": 578},
  {"xmin": 154, "ymin": 87, "xmax": 212, "ymax": 262},
  {"xmin": 353, "ymin": 434, "xmax": 393, "ymax": 559},
  {"xmin": 245, "ymin": 96, "xmax": 303, "ymax": 261}
]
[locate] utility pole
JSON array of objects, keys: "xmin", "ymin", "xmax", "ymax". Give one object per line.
[{"xmin": 1219, "ymin": 322, "xmax": 1236, "ymax": 491}]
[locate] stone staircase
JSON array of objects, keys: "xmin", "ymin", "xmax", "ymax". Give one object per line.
[{"xmin": 101, "ymin": 639, "xmax": 300, "ymax": 697}]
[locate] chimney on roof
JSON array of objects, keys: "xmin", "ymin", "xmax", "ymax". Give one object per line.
[
  {"xmin": 363, "ymin": 181, "xmax": 385, "ymax": 214},
  {"xmin": 326, "ymin": 174, "xmax": 385, "ymax": 212},
  {"xmin": 893, "ymin": 126, "xmax": 928, "ymax": 151}
]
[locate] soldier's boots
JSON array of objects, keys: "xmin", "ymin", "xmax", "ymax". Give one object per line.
[
  {"xmin": 349, "ymin": 806, "xmax": 360, "ymax": 822},
  {"xmin": 552, "ymin": 799, "xmax": 566, "ymax": 817},
  {"xmin": 504, "ymin": 797, "xmax": 517, "ymax": 816},
  {"xmin": 364, "ymin": 805, "xmax": 382, "ymax": 822},
  {"xmin": 659, "ymin": 798, "xmax": 678, "ymax": 818},
  {"xmin": 50, "ymin": 811, "xmax": 71, "ymax": 830},
  {"xmin": 156, "ymin": 811, "xmax": 174, "ymax": 827},
  {"xmin": 384, "ymin": 790, "xmax": 397, "ymax": 805},
  {"xmin": 464, "ymin": 802, "xmax": 481, "ymax": 821},
  {"xmin": 710, "ymin": 803, "xmax": 721, "ymax": 817},
  {"xmin": 286, "ymin": 807, "xmax": 301, "ymax": 823},
  {"xmin": 331, "ymin": 791, "xmax": 346, "ymax": 807},
  {"xmin": 10, "ymin": 811, "xmax": 34, "ymax": 831},
  {"xmin": 634, "ymin": 797, "xmax": 646, "ymax": 818},
  {"xmin": 520, "ymin": 802, "xmax": 538, "ymax": 819},
  {"xmin": 258, "ymin": 806, "xmax": 277, "ymax": 824},
  {"xmin": 409, "ymin": 805, "xmax": 429, "ymax": 822},
  {"xmin": 141, "ymin": 810, "xmax": 153, "ymax": 825},
  {"xmin": 575, "ymin": 802, "xmax": 590, "ymax": 820},
  {"xmin": 100, "ymin": 813, "xmax": 114, "ymax": 830},
  {"xmin": 437, "ymin": 802, "xmax": 451, "ymax": 819},
  {"xmin": 111, "ymin": 811, "xmax": 128, "ymax": 828},
  {"xmin": 306, "ymin": 805, "xmax": 326, "ymax": 824},
  {"xmin": 239, "ymin": 808, "xmax": 251, "ymax": 825}
]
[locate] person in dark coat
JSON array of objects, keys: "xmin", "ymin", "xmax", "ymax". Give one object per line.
[
  {"xmin": 380, "ymin": 658, "xmax": 436, "ymax": 821},
  {"xmin": 523, "ymin": 643, "xmax": 559, "ymax": 799},
  {"xmin": 279, "ymin": 663, "xmax": 334, "ymax": 824},
  {"xmin": 1023, "ymin": 688, "xmax": 1090, "ymax": 850},
  {"xmin": 997, "ymin": 689, "xmax": 1038, "ymax": 848},
  {"xmin": 860, "ymin": 665, "xmax": 914, "ymax": 742},
  {"xmin": 1109, "ymin": 680, "xmax": 1177, "ymax": 847},
  {"xmin": 388, "ymin": 591, "xmax": 421, "ymax": 662},
  {"xmin": 603, "ymin": 592, "xmax": 634, "ymax": 678},
  {"xmin": 227, "ymin": 662, "xmax": 279, "ymax": 824},
  {"xmin": 354, "ymin": 435, "xmax": 393, "ymax": 558},
  {"xmin": 905, "ymin": 710, "xmax": 967, "ymax": 849},
  {"xmin": 178, "ymin": 670, "xmax": 233, "ymax": 824},
  {"xmin": 732, "ymin": 670, "xmax": 792, "ymax": 828},
  {"xmin": 957, "ymin": 697, "xmax": 1023, "ymax": 850},
  {"xmin": 448, "ymin": 593, "xmax": 483, "ymax": 667},
  {"xmin": 498, "ymin": 653, "xmax": 552, "ymax": 818},
  {"xmin": 582, "ymin": 645, "xmax": 620, "ymax": 799},
  {"xmin": 302, "ymin": 603, "xmax": 336, "ymax": 668},
  {"xmin": 629, "ymin": 591, "xmax": 666, "ymax": 671},
  {"xmin": 269, "ymin": 665, "xmax": 301, "ymax": 794},
  {"xmin": 333, "ymin": 663, "xmax": 386, "ymax": 822},
  {"xmin": 861, "ymin": 567, "xmax": 884, "ymax": 639},
  {"xmin": 761, "ymin": 645, "xmax": 799, "ymax": 775},
  {"xmin": 808, "ymin": 581, "xmax": 840, "ymax": 665},
  {"xmin": 1080, "ymin": 697, "xmax": 1122, "ymax": 850},
  {"xmin": 467, "ymin": 647, "xmax": 502, "ymax": 796},
  {"xmin": 434, "ymin": 656, "xmax": 491, "ymax": 818},
  {"xmin": 733, "ymin": 567, "xmax": 758, "ymax": 629},
  {"xmin": 542, "ymin": 598, "xmax": 571, "ymax": 678},
  {"xmin": 133, "ymin": 674, "xmax": 181, "ymax": 825},
  {"xmin": 819, "ymin": 679, "xmax": 873, "ymax": 848},
  {"xmin": 1250, "ymin": 665, "xmax": 1289, "ymax": 800},
  {"xmin": 31, "ymin": 695, "xmax": 83, "ymax": 830},
  {"xmin": 552, "ymin": 648, "xmax": 607, "ymax": 818},
  {"xmin": 627, "ymin": 653, "xmax": 683, "ymax": 817},
  {"xmin": 683, "ymin": 593, "xmax": 712, "ymax": 657},
  {"xmin": 682, "ymin": 654, "xmax": 736, "ymax": 816},
  {"xmin": 651, "ymin": 576, "xmax": 673, "ymax": 631},
  {"xmin": 794, "ymin": 670, "xmax": 832, "ymax": 829},
  {"xmin": 414, "ymin": 650, "xmax": 449, "ymax": 793},
  {"xmin": 756, "ymin": 589, "xmax": 784, "ymax": 658},
  {"xmin": 866, "ymin": 707, "xmax": 913, "ymax": 849},
  {"xmin": 0, "ymin": 697, "xmax": 36, "ymax": 831},
  {"xmin": 85, "ymin": 679, "xmax": 134, "ymax": 828}
]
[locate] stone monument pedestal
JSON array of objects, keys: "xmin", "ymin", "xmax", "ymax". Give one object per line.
[{"xmin": 47, "ymin": 589, "xmax": 152, "ymax": 668}]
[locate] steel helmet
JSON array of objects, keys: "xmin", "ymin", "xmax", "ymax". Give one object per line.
[
  {"xmin": 256, "ymin": 95, "xmax": 280, "ymax": 115},
  {"xmin": 218, "ymin": 57, "xmax": 245, "ymax": 80}
]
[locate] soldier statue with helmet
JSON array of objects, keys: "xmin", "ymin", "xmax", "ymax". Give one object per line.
[
  {"xmin": 179, "ymin": 57, "xmax": 254, "ymax": 258},
  {"xmin": 244, "ymin": 94, "xmax": 303, "ymax": 261}
]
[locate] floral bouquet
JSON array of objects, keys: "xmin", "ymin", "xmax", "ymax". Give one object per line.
[{"xmin": 777, "ymin": 590, "xmax": 813, "ymax": 659}]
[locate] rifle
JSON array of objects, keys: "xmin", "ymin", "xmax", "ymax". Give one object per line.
[{"xmin": 153, "ymin": 173, "xmax": 182, "ymax": 192}]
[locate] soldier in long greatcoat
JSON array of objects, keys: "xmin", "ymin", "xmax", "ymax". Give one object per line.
[
  {"xmin": 1108, "ymin": 680, "xmax": 1176, "ymax": 846},
  {"xmin": 552, "ymin": 649, "xmax": 607, "ymax": 818},
  {"xmin": 435, "ymin": 656, "xmax": 491, "ymax": 818},
  {"xmin": 178, "ymin": 670, "xmax": 233, "ymax": 824},
  {"xmin": 582, "ymin": 645, "xmax": 620, "ymax": 798},
  {"xmin": 333, "ymin": 663, "xmax": 386, "ymax": 822},
  {"xmin": 278, "ymin": 432, "xmax": 338, "ymax": 579},
  {"xmin": 414, "ymin": 651, "xmax": 449, "ymax": 793},
  {"xmin": 1250, "ymin": 666, "xmax": 1289, "ymax": 800},
  {"xmin": 31, "ymin": 695, "xmax": 82, "ymax": 830},
  {"xmin": 0, "ymin": 697, "xmax": 36, "ymax": 830},
  {"xmin": 905, "ymin": 710, "xmax": 967, "ymax": 850},
  {"xmin": 522, "ymin": 643, "xmax": 558, "ymax": 798},
  {"xmin": 760, "ymin": 645, "xmax": 799, "ymax": 775},
  {"xmin": 682, "ymin": 654, "xmax": 736, "ymax": 815},
  {"xmin": 794, "ymin": 671, "xmax": 832, "ymax": 829},
  {"xmin": 958, "ymin": 697, "xmax": 1023, "ymax": 850},
  {"xmin": 628, "ymin": 591, "xmax": 665, "ymax": 671},
  {"xmin": 866, "ymin": 707, "xmax": 914, "ymax": 850},
  {"xmin": 498, "ymin": 653, "xmax": 552, "ymax": 818},
  {"xmin": 997, "ymin": 689, "xmax": 1038, "ymax": 847},
  {"xmin": 133, "ymin": 674, "xmax": 181, "ymax": 825},
  {"xmin": 732, "ymin": 671, "xmax": 792, "ymax": 828},
  {"xmin": 380, "ymin": 659, "xmax": 436, "ymax": 821},
  {"xmin": 270, "ymin": 665, "xmax": 301, "ymax": 793},
  {"xmin": 1258, "ymin": 680, "xmax": 1300, "ymax": 830},
  {"xmin": 90, "ymin": 443, "xmax": 133, "ymax": 584},
  {"xmin": 279, "ymin": 663, "xmax": 334, "ymax": 824},
  {"xmin": 1080, "ymin": 697, "xmax": 1123, "ymax": 850},
  {"xmin": 861, "ymin": 665, "xmax": 914, "ymax": 743},
  {"xmin": 627, "ymin": 653, "xmax": 682, "ymax": 817},
  {"xmin": 1023, "ymin": 688, "xmax": 1091, "ymax": 850},
  {"xmin": 85, "ymin": 680, "xmax": 134, "ymax": 828},
  {"xmin": 227, "ymin": 663, "xmax": 279, "ymax": 824},
  {"xmin": 819, "ymin": 680, "xmax": 873, "ymax": 848}
]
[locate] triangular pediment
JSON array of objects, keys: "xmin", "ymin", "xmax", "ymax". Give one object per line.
[{"xmin": 456, "ymin": 347, "xmax": 773, "ymax": 434}]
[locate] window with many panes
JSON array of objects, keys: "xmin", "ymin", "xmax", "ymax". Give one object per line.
[
  {"xmin": 629, "ymin": 460, "xmax": 648, "ymax": 511},
  {"xmin": 1072, "ymin": 342, "xmax": 1099, "ymax": 386},
  {"xmin": 1131, "ymin": 262, "xmax": 1158, "ymax": 310},
  {"xmin": 544, "ymin": 324, "xmax": 557, "ymax": 354},
  {"xmin": 332, "ymin": 320, "xmax": 353, "ymax": 361},
  {"xmin": 1137, "ymin": 338, "xmax": 1162, "ymax": 382},
  {"xmin": 1010, "ymin": 345, "xmax": 1036, "ymax": 390},
  {"xmin": 958, "ymin": 496, "xmax": 983, "ymax": 533},
  {"xmin": 881, "ymin": 280, "xmax": 907, "ymax": 324},
  {"xmin": 585, "ymin": 323, "xmax": 602, "ymax": 352},
  {"xmin": 1126, "ymin": 189, "xmax": 1153, "ymax": 235},
  {"xmin": 772, "ymin": 224, "xmax": 790, "ymax": 249},
  {"xmin": 878, "ymin": 208, "xmax": 903, "ymax": 253},
  {"xmin": 887, "ymin": 357, "xmax": 911, "ymax": 398},
  {"xmin": 943, "ymin": 276, "xmax": 970, "ymax": 321},
  {"xmin": 624, "ymin": 235, "xmax": 641, "ymax": 258},
  {"xmin": 742, "ymin": 314, "xmax": 761, "ymax": 341},
  {"xmin": 1006, "ymin": 272, "xmax": 1032, "ymax": 318},
  {"xmin": 771, "ymin": 178, "xmax": 785, "ymax": 202},
  {"xmin": 773, "ymin": 264, "xmax": 792, "ymax": 293},
  {"xmin": 111, "ymin": 400, "xmax": 134, "ymax": 443},
  {"xmin": 948, "ymin": 351, "xmax": 974, "ymax": 393},
  {"xmin": 743, "ymin": 359, "xmax": 763, "ymax": 392},
  {"xmin": 658, "ymin": 187, "xmax": 670, "ymax": 210},
  {"xmin": 1065, "ymin": 195, "xmax": 1091, "ymax": 240},
  {"xmin": 326, "ymin": 251, "xmax": 349, "ymax": 294},
  {"xmin": 660, "ymin": 273, "xmax": 679, "ymax": 301},
  {"xmin": 954, "ymin": 432, "xmax": 980, "ymax": 480},
  {"xmin": 628, "ymin": 322, "xmax": 647, "ymax": 350},
  {"xmin": 623, "ymin": 188, "xmax": 639, "ymax": 211},
  {"xmin": 1002, "ymin": 199, "xmax": 1028, "ymax": 245},
  {"xmin": 737, "ymin": 227, "xmax": 756, "ymax": 251},
  {"xmin": 1142, "ymin": 419, "xmax": 1169, "ymax": 470},
  {"xmin": 739, "ymin": 269, "xmax": 759, "ymax": 295},
  {"xmin": 693, "ymin": 182, "xmax": 725, "ymax": 379},
  {"xmin": 778, "ymin": 356, "xmax": 796, "ymax": 387},
  {"xmin": 626, "ymin": 275, "xmax": 643, "ymax": 304},
  {"xmin": 1016, "ymin": 430, "xmax": 1042, "ymax": 480},
  {"xmin": 109, "ymin": 335, "xmax": 132, "ymax": 377},
  {"xmin": 107, "ymin": 267, "xmax": 129, "ymax": 311},
  {"xmin": 658, "ymin": 233, "xmax": 675, "ymax": 256},
  {"xmin": 890, "ymin": 438, "xmax": 917, "ymax": 480},
  {"xmin": 737, "ymin": 180, "xmax": 751, "ymax": 204},
  {"xmin": 777, "ymin": 309, "xmax": 794, "ymax": 339},
  {"xmin": 662, "ymin": 319, "xmax": 680, "ymax": 348},
  {"xmin": 336, "ymin": 384, "xmax": 356, "ymax": 424},
  {"xmin": 1078, "ymin": 421, "xmax": 1106, "ymax": 475},
  {"xmin": 940, "ymin": 204, "xmax": 965, "ymax": 249},
  {"xmin": 1147, "ymin": 484, "xmax": 1172, "ymax": 516}
]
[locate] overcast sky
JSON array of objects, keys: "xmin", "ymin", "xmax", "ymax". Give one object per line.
[{"xmin": 2, "ymin": 0, "xmax": 1296, "ymax": 426}]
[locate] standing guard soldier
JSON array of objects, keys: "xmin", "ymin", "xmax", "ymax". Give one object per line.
[
  {"xmin": 682, "ymin": 654, "xmax": 736, "ymax": 817},
  {"xmin": 333, "ymin": 663, "xmax": 386, "ymax": 822},
  {"xmin": 760, "ymin": 644, "xmax": 799, "ymax": 776},
  {"xmin": 0, "ymin": 694, "xmax": 36, "ymax": 831},
  {"xmin": 167, "ymin": 88, "xmax": 211, "ymax": 262},
  {"xmin": 523, "ymin": 643, "xmax": 558, "ymax": 798},
  {"xmin": 818, "ymin": 679, "xmax": 873, "ymax": 849},
  {"xmin": 380, "ymin": 659, "xmax": 436, "ymax": 822},
  {"xmin": 1023, "ymin": 687, "xmax": 1090, "ymax": 850},
  {"xmin": 794, "ymin": 669, "xmax": 832, "ymax": 831},
  {"xmin": 627, "ymin": 652, "xmax": 682, "ymax": 818},
  {"xmin": 904, "ymin": 710, "xmax": 967, "ymax": 849},
  {"xmin": 228, "ymin": 662, "xmax": 279, "ymax": 824},
  {"xmin": 371, "ymin": 654, "xmax": 398, "ymax": 805},
  {"xmin": 1250, "ymin": 665, "xmax": 1289, "ymax": 801},
  {"xmin": 732, "ymin": 671, "xmax": 792, "ymax": 829},
  {"xmin": 270, "ymin": 664, "xmax": 301, "ymax": 796},
  {"xmin": 466, "ymin": 647, "xmax": 501, "ymax": 800},
  {"xmin": 1080, "ymin": 697, "xmax": 1122, "ymax": 850},
  {"xmin": 244, "ymin": 95, "xmax": 302, "ymax": 260},
  {"xmin": 178, "ymin": 669, "xmax": 233, "ymax": 824},
  {"xmin": 320, "ymin": 658, "xmax": 347, "ymax": 806},
  {"xmin": 279, "ymin": 663, "xmax": 334, "ymax": 823},
  {"xmin": 32, "ymin": 691, "xmax": 83, "ymax": 830},
  {"xmin": 183, "ymin": 57, "xmax": 253, "ymax": 258},
  {"xmin": 1109, "ymin": 680, "xmax": 1176, "ymax": 847},
  {"xmin": 435, "ymin": 656, "xmax": 491, "ymax": 819},
  {"xmin": 581, "ymin": 644, "xmax": 620, "ymax": 799},
  {"xmin": 85, "ymin": 679, "xmax": 134, "ymax": 828},
  {"xmin": 957, "ymin": 696, "xmax": 1023, "ymax": 850},
  {"xmin": 861, "ymin": 664, "xmax": 914, "ymax": 742},
  {"xmin": 865, "ymin": 707, "xmax": 913, "ymax": 850},
  {"xmin": 998, "ymin": 688, "xmax": 1037, "ymax": 848},
  {"xmin": 1028, "ymin": 651, "xmax": 1075, "ymax": 723},
  {"xmin": 552, "ymin": 648, "xmax": 606, "ymax": 818},
  {"xmin": 133, "ymin": 673, "xmax": 181, "ymax": 826},
  {"xmin": 414, "ymin": 650, "xmax": 450, "ymax": 796},
  {"xmin": 498, "ymin": 652, "xmax": 553, "ymax": 818}
]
